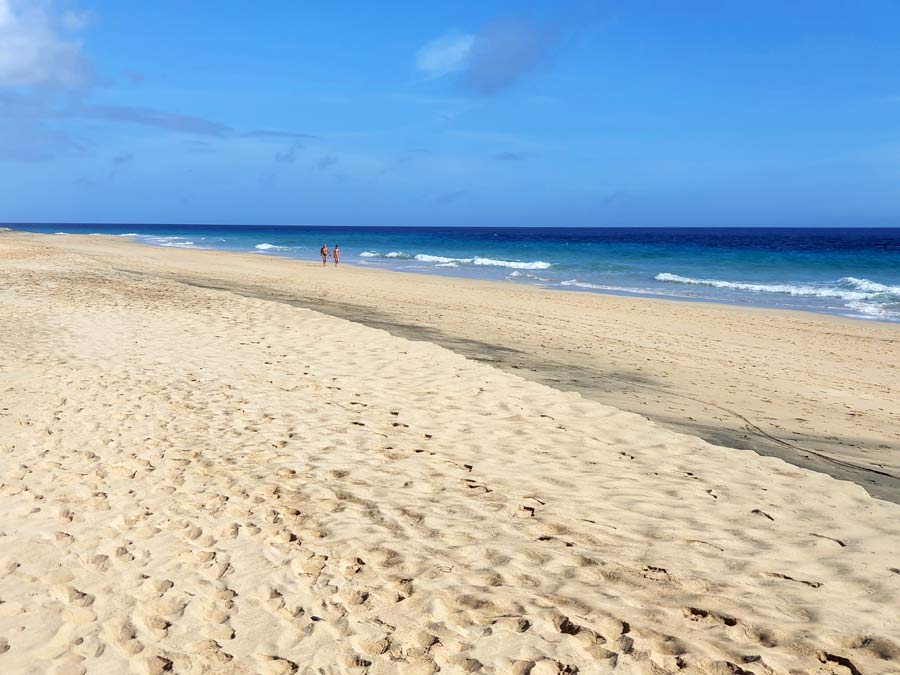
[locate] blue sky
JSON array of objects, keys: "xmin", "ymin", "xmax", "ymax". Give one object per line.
[{"xmin": 2, "ymin": 1, "xmax": 900, "ymax": 227}]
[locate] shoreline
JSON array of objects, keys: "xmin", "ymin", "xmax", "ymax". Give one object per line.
[
  {"xmin": 22, "ymin": 228, "xmax": 897, "ymax": 324},
  {"xmin": 8, "ymin": 230, "xmax": 900, "ymax": 503},
  {"xmin": 17, "ymin": 226, "xmax": 900, "ymax": 325}
]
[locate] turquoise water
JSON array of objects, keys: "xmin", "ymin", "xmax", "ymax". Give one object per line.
[{"xmin": 11, "ymin": 224, "xmax": 900, "ymax": 322}]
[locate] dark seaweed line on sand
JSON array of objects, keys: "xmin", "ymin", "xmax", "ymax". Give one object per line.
[{"xmin": 116, "ymin": 267, "xmax": 900, "ymax": 505}]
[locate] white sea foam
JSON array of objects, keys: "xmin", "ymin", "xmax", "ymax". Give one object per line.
[
  {"xmin": 414, "ymin": 254, "xmax": 470, "ymax": 264},
  {"xmin": 160, "ymin": 241, "xmax": 195, "ymax": 248},
  {"xmin": 473, "ymin": 257, "xmax": 551, "ymax": 270},
  {"xmin": 416, "ymin": 254, "xmax": 553, "ymax": 269},
  {"xmin": 654, "ymin": 272, "xmax": 900, "ymax": 321},
  {"xmin": 560, "ymin": 279, "xmax": 607, "ymax": 290},
  {"xmin": 561, "ymin": 279, "xmax": 644, "ymax": 292},
  {"xmin": 839, "ymin": 277, "xmax": 900, "ymax": 295},
  {"xmin": 654, "ymin": 273, "xmax": 872, "ymax": 300},
  {"xmin": 255, "ymin": 243, "xmax": 286, "ymax": 250},
  {"xmin": 363, "ymin": 251, "xmax": 552, "ymax": 269},
  {"xmin": 118, "ymin": 233, "xmax": 140, "ymax": 237},
  {"xmin": 561, "ymin": 279, "xmax": 712, "ymax": 297},
  {"xmin": 845, "ymin": 300, "xmax": 897, "ymax": 320},
  {"xmin": 54, "ymin": 231, "xmax": 68, "ymax": 235},
  {"xmin": 363, "ymin": 250, "xmax": 413, "ymax": 258},
  {"xmin": 508, "ymin": 271, "xmax": 550, "ymax": 282}
]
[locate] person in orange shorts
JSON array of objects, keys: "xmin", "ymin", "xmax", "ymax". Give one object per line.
[{"xmin": 333, "ymin": 244, "xmax": 340, "ymax": 266}]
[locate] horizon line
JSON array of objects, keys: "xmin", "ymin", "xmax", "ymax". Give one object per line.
[{"xmin": 5, "ymin": 223, "xmax": 900, "ymax": 230}]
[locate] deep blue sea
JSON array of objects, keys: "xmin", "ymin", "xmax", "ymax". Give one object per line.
[{"xmin": 10, "ymin": 224, "xmax": 900, "ymax": 323}]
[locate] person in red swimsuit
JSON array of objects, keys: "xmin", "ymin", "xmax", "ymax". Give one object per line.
[
  {"xmin": 333, "ymin": 244, "xmax": 340, "ymax": 267},
  {"xmin": 320, "ymin": 244, "xmax": 329, "ymax": 267}
]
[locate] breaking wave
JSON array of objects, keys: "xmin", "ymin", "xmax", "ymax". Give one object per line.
[
  {"xmin": 414, "ymin": 254, "xmax": 463, "ymax": 263},
  {"xmin": 472, "ymin": 257, "xmax": 551, "ymax": 270},
  {"xmin": 360, "ymin": 251, "xmax": 413, "ymax": 259},
  {"xmin": 560, "ymin": 279, "xmax": 608, "ymax": 290},
  {"xmin": 654, "ymin": 273, "xmax": 900, "ymax": 321},
  {"xmin": 139, "ymin": 236, "xmax": 199, "ymax": 248},
  {"xmin": 359, "ymin": 251, "xmax": 552, "ymax": 270},
  {"xmin": 839, "ymin": 276, "xmax": 900, "ymax": 295},
  {"xmin": 509, "ymin": 270, "xmax": 550, "ymax": 282},
  {"xmin": 654, "ymin": 273, "xmax": 876, "ymax": 300}
]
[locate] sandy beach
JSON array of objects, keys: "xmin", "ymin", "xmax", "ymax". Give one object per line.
[
  {"xmin": 19, "ymin": 232, "xmax": 900, "ymax": 502},
  {"xmin": 1, "ymin": 231, "xmax": 899, "ymax": 674}
]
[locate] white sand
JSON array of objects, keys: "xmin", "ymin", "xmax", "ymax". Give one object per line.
[
  {"xmin": 32, "ymin": 232, "xmax": 900, "ymax": 500},
  {"xmin": 1, "ymin": 235, "xmax": 899, "ymax": 674}
]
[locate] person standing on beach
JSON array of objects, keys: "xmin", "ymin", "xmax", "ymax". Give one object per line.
[
  {"xmin": 333, "ymin": 245, "xmax": 340, "ymax": 267},
  {"xmin": 320, "ymin": 244, "xmax": 329, "ymax": 267}
]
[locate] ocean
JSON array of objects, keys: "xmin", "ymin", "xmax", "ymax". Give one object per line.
[{"xmin": 10, "ymin": 224, "xmax": 900, "ymax": 323}]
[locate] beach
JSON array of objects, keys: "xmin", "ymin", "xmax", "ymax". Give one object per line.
[
  {"xmin": 19, "ymin": 231, "xmax": 900, "ymax": 502},
  {"xmin": 1, "ymin": 231, "xmax": 899, "ymax": 674}
]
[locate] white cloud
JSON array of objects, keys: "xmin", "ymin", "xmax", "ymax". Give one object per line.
[
  {"xmin": 61, "ymin": 9, "xmax": 94, "ymax": 31},
  {"xmin": 0, "ymin": 0, "xmax": 91, "ymax": 87},
  {"xmin": 415, "ymin": 32, "xmax": 474, "ymax": 79}
]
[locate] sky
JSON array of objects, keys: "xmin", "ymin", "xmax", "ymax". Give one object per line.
[{"xmin": 2, "ymin": 0, "xmax": 900, "ymax": 227}]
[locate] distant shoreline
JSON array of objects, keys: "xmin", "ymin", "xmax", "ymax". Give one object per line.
[
  {"xmin": 9, "ymin": 225, "xmax": 900, "ymax": 324},
  {"xmin": 5, "ymin": 221, "xmax": 900, "ymax": 229}
]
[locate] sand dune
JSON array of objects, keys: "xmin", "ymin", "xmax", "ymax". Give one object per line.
[{"xmin": 1, "ymin": 235, "xmax": 899, "ymax": 674}]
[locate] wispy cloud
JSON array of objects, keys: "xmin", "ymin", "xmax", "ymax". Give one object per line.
[
  {"xmin": 1, "ymin": 90, "xmax": 319, "ymax": 162},
  {"xmin": 0, "ymin": 115, "xmax": 84, "ymax": 161},
  {"xmin": 415, "ymin": 32, "xmax": 475, "ymax": 80},
  {"xmin": 316, "ymin": 154, "xmax": 338, "ymax": 171},
  {"xmin": 495, "ymin": 151, "xmax": 530, "ymax": 161},
  {"xmin": 0, "ymin": 5, "xmax": 314, "ymax": 164},
  {"xmin": 601, "ymin": 190, "xmax": 632, "ymax": 207},
  {"xmin": 446, "ymin": 129, "xmax": 549, "ymax": 150},
  {"xmin": 74, "ymin": 175, "xmax": 97, "ymax": 187},
  {"xmin": 243, "ymin": 129, "xmax": 318, "ymax": 140},
  {"xmin": 373, "ymin": 148, "xmax": 426, "ymax": 181},
  {"xmin": 62, "ymin": 104, "xmax": 320, "ymax": 141},
  {"xmin": 112, "ymin": 150, "xmax": 133, "ymax": 166},
  {"xmin": 109, "ymin": 150, "xmax": 134, "ymax": 178},
  {"xmin": 465, "ymin": 19, "xmax": 551, "ymax": 95},
  {"xmin": 275, "ymin": 141, "xmax": 303, "ymax": 163},
  {"xmin": 0, "ymin": 0, "xmax": 92, "ymax": 87},
  {"xmin": 527, "ymin": 95, "xmax": 559, "ymax": 105},
  {"xmin": 65, "ymin": 103, "xmax": 234, "ymax": 137},
  {"xmin": 434, "ymin": 188, "xmax": 469, "ymax": 204},
  {"xmin": 60, "ymin": 8, "xmax": 95, "ymax": 31},
  {"xmin": 415, "ymin": 19, "xmax": 553, "ymax": 95},
  {"xmin": 183, "ymin": 139, "xmax": 216, "ymax": 154},
  {"xmin": 0, "ymin": 92, "xmax": 85, "ymax": 161}
]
